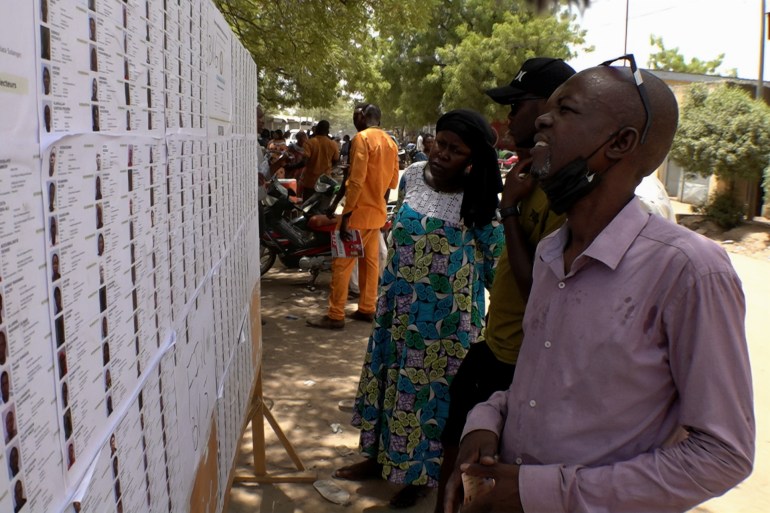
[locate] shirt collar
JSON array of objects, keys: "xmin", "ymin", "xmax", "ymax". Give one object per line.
[
  {"xmin": 540, "ymin": 197, "xmax": 649, "ymax": 271},
  {"xmin": 584, "ymin": 197, "xmax": 648, "ymax": 270}
]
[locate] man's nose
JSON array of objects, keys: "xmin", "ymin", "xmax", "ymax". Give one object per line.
[{"xmin": 534, "ymin": 111, "xmax": 552, "ymax": 131}]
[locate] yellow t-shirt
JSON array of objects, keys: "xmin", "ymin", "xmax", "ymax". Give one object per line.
[
  {"xmin": 484, "ymin": 186, "xmax": 565, "ymax": 364},
  {"xmin": 300, "ymin": 135, "xmax": 340, "ymax": 189},
  {"xmin": 343, "ymin": 128, "xmax": 400, "ymax": 229}
]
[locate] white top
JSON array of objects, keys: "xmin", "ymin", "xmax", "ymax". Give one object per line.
[{"xmin": 401, "ymin": 162, "xmax": 463, "ymax": 224}]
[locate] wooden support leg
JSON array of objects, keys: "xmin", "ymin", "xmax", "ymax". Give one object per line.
[{"xmin": 232, "ymin": 370, "xmax": 316, "ymax": 484}]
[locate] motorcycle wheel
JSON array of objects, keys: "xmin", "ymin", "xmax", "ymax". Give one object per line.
[{"xmin": 260, "ymin": 245, "xmax": 276, "ymax": 276}]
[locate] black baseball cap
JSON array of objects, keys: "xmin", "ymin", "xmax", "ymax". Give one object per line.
[{"xmin": 485, "ymin": 57, "xmax": 576, "ymax": 105}]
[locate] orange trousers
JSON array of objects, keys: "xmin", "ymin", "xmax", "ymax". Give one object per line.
[{"xmin": 327, "ymin": 227, "xmax": 382, "ymax": 321}]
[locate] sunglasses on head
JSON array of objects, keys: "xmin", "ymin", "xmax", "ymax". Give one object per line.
[{"xmin": 599, "ymin": 53, "xmax": 652, "ymax": 144}]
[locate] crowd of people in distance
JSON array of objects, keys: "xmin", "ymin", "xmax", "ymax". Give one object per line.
[
  {"xmin": 256, "ymin": 56, "xmax": 755, "ymax": 513},
  {"xmin": 257, "ymin": 122, "xmax": 342, "ymax": 201}
]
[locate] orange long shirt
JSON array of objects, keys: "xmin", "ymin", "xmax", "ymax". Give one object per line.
[
  {"xmin": 300, "ymin": 135, "xmax": 340, "ymax": 189},
  {"xmin": 343, "ymin": 128, "xmax": 399, "ymax": 229}
]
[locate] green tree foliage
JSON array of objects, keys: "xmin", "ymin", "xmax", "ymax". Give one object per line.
[
  {"xmin": 213, "ymin": 0, "xmax": 426, "ymax": 110},
  {"xmin": 307, "ymin": 97, "xmax": 361, "ymax": 136},
  {"xmin": 647, "ymin": 35, "xmax": 736, "ymax": 77},
  {"xmin": 671, "ymin": 83, "xmax": 770, "ymax": 181},
  {"xmin": 527, "ymin": 0, "xmax": 590, "ymax": 12},
  {"xmin": 671, "ymin": 83, "xmax": 770, "ymax": 226},
  {"xmin": 215, "ymin": 0, "xmax": 587, "ymax": 130},
  {"xmin": 365, "ymin": 0, "xmax": 586, "ymax": 128}
]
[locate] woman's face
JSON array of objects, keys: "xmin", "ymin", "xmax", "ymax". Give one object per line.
[{"xmin": 428, "ymin": 131, "xmax": 472, "ymax": 180}]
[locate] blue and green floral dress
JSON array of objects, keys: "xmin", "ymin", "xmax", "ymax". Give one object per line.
[{"xmin": 350, "ymin": 162, "xmax": 503, "ymax": 487}]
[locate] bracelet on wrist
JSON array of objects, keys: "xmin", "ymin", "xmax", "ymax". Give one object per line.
[{"xmin": 496, "ymin": 204, "xmax": 521, "ymax": 222}]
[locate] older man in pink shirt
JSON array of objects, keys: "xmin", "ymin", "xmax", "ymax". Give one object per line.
[{"xmin": 444, "ymin": 58, "xmax": 754, "ymax": 513}]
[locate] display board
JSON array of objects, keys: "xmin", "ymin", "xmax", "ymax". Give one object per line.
[{"xmin": 0, "ymin": 1, "xmax": 260, "ymax": 511}]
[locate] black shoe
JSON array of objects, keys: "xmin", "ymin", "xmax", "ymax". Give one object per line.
[
  {"xmin": 347, "ymin": 310, "xmax": 374, "ymax": 323},
  {"xmin": 306, "ymin": 315, "xmax": 345, "ymax": 330}
]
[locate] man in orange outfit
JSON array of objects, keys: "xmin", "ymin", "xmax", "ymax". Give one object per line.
[
  {"xmin": 299, "ymin": 119, "xmax": 339, "ymax": 200},
  {"xmin": 307, "ymin": 103, "xmax": 399, "ymax": 329}
]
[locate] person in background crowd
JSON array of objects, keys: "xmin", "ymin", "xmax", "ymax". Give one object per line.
[
  {"xmin": 340, "ymin": 134, "xmax": 351, "ymax": 164},
  {"xmin": 258, "ymin": 129, "xmax": 270, "ymax": 148},
  {"xmin": 265, "ymin": 129, "xmax": 288, "ymax": 177},
  {"xmin": 256, "ymin": 106, "xmax": 290, "ymax": 332},
  {"xmin": 283, "ymin": 130, "xmax": 309, "ymax": 181},
  {"xmin": 411, "ymin": 133, "xmax": 434, "ymax": 162},
  {"xmin": 444, "ymin": 58, "xmax": 754, "ymax": 513},
  {"xmin": 299, "ymin": 120, "xmax": 339, "ymax": 200}
]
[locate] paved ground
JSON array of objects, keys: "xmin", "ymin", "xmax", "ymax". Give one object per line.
[{"xmin": 226, "ymin": 211, "xmax": 770, "ymax": 513}]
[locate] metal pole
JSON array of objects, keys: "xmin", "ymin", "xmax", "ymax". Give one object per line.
[
  {"xmin": 624, "ymin": 0, "xmax": 630, "ymax": 55},
  {"xmin": 758, "ymin": 0, "xmax": 765, "ymax": 99}
]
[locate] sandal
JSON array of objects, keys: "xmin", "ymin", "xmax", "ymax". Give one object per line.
[{"xmin": 389, "ymin": 485, "xmax": 429, "ymax": 509}]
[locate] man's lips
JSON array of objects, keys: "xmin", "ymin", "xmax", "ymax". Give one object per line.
[{"xmin": 531, "ymin": 138, "xmax": 549, "ymax": 157}]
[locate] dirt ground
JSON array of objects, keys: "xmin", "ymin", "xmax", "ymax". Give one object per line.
[
  {"xmin": 225, "ymin": 211, "xmax": 770, "ymax": 513},
  {"xmin": 677, "ymin": 213, "xmax": 770, "ymax": 261},
  {"xmin": 226, "ymin": 264, "xmax": 438, "ymax": 513}
]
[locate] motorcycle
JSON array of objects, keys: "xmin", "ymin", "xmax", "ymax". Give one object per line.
[
  {"xmin": 497, "ymin": 150, "xmax": 519, "ymax": 176},
  {"xmin": 259, "ymin": 174, "xmax": 339, "ymax": 289}
]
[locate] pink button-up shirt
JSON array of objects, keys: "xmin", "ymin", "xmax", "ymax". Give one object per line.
[{"xmin": 463, "ymin": 198, "xmax": 754, "ymax": 513}]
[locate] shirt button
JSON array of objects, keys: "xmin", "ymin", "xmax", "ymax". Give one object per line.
[
  {"xmin": 515, "ymin": 457, "xmax": 523, "ymax": 465},
  {"xmin": 558, "ymin": 282, "xmax": 566, "ymax": 289},
  {"xmin": 544, "ymin": 341, "xmax": 552, "ymax": 348},
  {"xmin": 529, "ymin": 400, "xmax": 536, "ymax": 407}
]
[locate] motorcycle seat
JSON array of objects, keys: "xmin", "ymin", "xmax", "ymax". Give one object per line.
[{"xmin": 307, "ymin": 215, "xmax": 337, "ymax": 232}]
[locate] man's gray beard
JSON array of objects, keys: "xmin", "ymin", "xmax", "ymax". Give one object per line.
[{"xmin": 530, "ymin": 154, "xmax": 551, "ymax": 180}]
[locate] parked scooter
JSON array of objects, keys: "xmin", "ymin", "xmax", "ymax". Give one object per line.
[
  {"xmin": 497, "ymin": 150, "xmax": 519, "ymax": 176},
  {"xmin": 259, "ymin": 174, "xmax": 339, "ymax": 288}
]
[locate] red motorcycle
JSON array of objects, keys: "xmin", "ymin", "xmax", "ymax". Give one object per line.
[
  {"xmin": 498, "ymin": 150, "xmax": 519, "ymax": 176},
  {"xmin": 259, "ymin": 174, "xmax": 338, "ymax": 289}
]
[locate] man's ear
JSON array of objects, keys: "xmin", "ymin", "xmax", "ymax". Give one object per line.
[{"xmin": 606, "ymin": 126, "xmax": 639, "ymax": 160}]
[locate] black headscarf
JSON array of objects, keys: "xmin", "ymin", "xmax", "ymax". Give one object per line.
[{"xmin": 435, "ymin": 109, "xmax": 503, "ymax": 228}]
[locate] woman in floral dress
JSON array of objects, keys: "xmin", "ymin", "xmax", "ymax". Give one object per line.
[{"xmin": 334, "ymin": 109, "xmax": 504, "ymax": 508}]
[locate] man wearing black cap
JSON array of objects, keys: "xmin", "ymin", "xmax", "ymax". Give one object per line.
[{"xmin": 433, "ymin": 57, "xmax": 575, "ymax": 512}]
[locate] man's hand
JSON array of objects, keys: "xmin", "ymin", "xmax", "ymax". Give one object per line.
[
  {"xmin": 339, "ymin": 214, "xmax": 352, "ymax": 241},
  {"xmin": 456, "ymin": 462, "xmax": 523, "ymax": 513},
  {"xmin": 500, "ymin": 164, "xmax": 535, "ymax": 210},
  {"xmin": 444, "ymin": 430, "xmax": 499, "ymax": 513}
]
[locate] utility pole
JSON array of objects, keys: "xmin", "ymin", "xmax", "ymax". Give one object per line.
[
  {"xmin": 623, "ymin": 0, "xmax": 630, "ymax": 55},
  {"xmin": 758, "ymin": 0, "xmax": 766, "ymax": 100}
]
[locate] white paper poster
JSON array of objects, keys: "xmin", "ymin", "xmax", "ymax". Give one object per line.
[{"xmin": 0, "ymin": 0, "xmax": 260, "ymax": 511}]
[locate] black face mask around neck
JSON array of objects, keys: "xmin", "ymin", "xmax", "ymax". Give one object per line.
[{"xmin": 536, "ymin": 131, "xmax": 619, "ymax": 215}]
